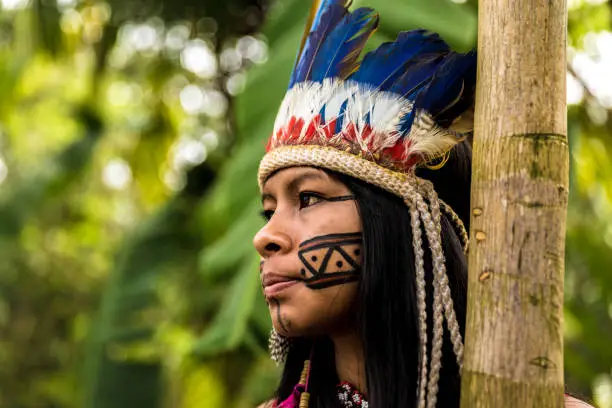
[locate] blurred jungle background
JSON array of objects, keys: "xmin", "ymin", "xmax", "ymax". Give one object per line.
[{"xmin": 0, "ymin": 0, "xmax": 610, "ymax": 406}]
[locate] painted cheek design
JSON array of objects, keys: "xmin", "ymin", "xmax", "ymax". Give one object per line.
[{"xmin": 298, "ymin": 232, "xmax": 363, "ymax": 290}]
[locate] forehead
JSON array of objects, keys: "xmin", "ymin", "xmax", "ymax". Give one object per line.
[{"xmin": 261, "ymin": 166, "xmax": 332, "ymax": 192}]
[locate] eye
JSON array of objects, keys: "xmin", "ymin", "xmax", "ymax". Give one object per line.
[
  {"xmin": 260, "ymin": 209, "xmax": 274, "ymax": 221},
  {"xmin": 298, "ymin": 192, "xmax": 324, "ymax": 209}
]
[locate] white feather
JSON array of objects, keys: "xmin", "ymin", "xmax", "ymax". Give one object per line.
[
  {"xmin": 323, "ymin": 81, "xmax": 359, "ymax": 122},
  {"xmin": 271, "ymin": 79, "xmax": 463, "ymax": 166},
  {"xmin": 405, "ymin": 111, "xmax": 461, "ymax": 161}
]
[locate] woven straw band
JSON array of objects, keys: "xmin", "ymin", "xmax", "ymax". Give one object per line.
[
  {"xmin": 258, "ymin": 145, "xmax": 468, "ymax": 252},
  {"xmin": 259, "ymin": 145, "xmax": 468, "ymax": 408}
]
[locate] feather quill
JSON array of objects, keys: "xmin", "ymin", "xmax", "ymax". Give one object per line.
[
  {"xmin": 310, "ymin": 8, "xmax": 379, "ymax": 82},
  {"xmin": 290, "ymin": 0, "xmax": 349, "ymax": 88},
  {"xmin": 295, "ymin": 0, "xmax": 324, "ymax": 62}
]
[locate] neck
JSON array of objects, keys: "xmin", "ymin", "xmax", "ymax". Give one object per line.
[{"xmin": 330, "ymin": 329, "xmax": 367, "ymax": 395}]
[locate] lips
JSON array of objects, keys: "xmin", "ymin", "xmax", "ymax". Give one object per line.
[{"xmin": 262, "ymin": 273, "xmax": 301, "ymax": 298}]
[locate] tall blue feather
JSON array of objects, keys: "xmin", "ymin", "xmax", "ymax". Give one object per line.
[
  {"xmin": 289, "ymin": 0, "xmax": 349, "ymax": 88},
  {"xmin": 350, "ymin": 30, "xmax": 448, "ymax": 92},
  {"xmin": 310, "ymin": 7, "xmax": 379, "ymax": 83}
]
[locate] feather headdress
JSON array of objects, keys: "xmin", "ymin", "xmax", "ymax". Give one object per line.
[
  {"xmin": 259, "ymin": 1, "xmax": 476, "ymax": 408},
  {"xmin": 260, "ymin": 0, "xmax": 476, "ymax": 180}
]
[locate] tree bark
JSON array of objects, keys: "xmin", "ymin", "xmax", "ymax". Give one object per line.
[{"xmin": 460, "ymin": 0, "xmax": 568, "ymax": 406}]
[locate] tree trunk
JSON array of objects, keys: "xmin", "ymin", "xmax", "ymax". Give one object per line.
[{"xmin": 460, "ymin": 0, "xmax": 568, "ymax": 406}]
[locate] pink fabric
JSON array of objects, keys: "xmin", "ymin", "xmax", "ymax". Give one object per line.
[{"xmin": 275, "ymin": 384, "xmax": 306, "ymax": 408}]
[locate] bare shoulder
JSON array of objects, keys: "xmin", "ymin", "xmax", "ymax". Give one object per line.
[
  {"xmin": 565, "ymin": 395, "xmax": 595, "ymax": 407},
  {"xmin": 256, "ymin": 400, "xmax": 276, "ymax": 408}
]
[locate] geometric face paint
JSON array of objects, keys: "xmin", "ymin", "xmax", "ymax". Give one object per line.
[{"xmin": 298, "ymin": 232, "xmax": 363, "ymax": 290}]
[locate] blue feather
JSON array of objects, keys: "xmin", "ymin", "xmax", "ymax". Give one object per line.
[
  {"xmin": 398, "ymin": 108, "xmax": 418, "ymax": 134},
  {"xmin": 398, "ymin": 51, "xmax": 476, "ymax": 133},
  {"xmin": 389, "ymin": 54, "xmax": 446, "ymax": 99},
  {"xmin": 418, "ymin": 52, "xmax": 476, "ymax": 120},
  {"xmin": 350, "ymin": 30, "xmax": 448, "ymax": 92},
  {"xmin": 310, "ymin": 7, "xmax": 379, "ymax": 83},
  {"xmin": 334, "ymin": 99, "xmax": 349, "ymax": 132},
  {"xmin": 290, "ymin": 0, "xmax": 349, "ymax": 88}
]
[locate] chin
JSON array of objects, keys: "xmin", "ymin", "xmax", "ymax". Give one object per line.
[
  {"xmin": 271, "ymin": 315, "xmax": 330, "ymax": 338},
  {"xmin": 268, "ymin": 292, "xmax": 348, "ymax": 337}
]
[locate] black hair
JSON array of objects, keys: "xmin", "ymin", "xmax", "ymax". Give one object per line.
[{"xmin": 273, "ymin": 141, "xmax": 471, "ymax": 407}]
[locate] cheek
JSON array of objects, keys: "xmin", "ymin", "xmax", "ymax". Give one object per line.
[
  {"xmin": 294, "ymin": 196, "xmax": 362, "ymax": 248},
  {"xmin": 303, "ymin": 204, "xmax": 361, "ymax": 237},
  {"xmin": 273, "ymin": 283, "xmax": 359, "ymax": 336}
]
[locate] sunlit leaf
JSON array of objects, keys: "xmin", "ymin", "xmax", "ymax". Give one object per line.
[
  {"xmin": 199, "ymin": 197, "xmax": 263, "ymax": 278},
  {"xmin": 193, "ymin": 253, "xmax": 261, "ymax": 356},
  {"xmin": 357, "ymin": 0, "xmax": 477, "ymax": 50}
]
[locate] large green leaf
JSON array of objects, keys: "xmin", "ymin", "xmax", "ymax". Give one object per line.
[
  {"xmin": 261, "ymin": 0, "xmax": 311, "ymax": 48},
  {"xmin": 362, "ymin": 0, "xmax": 477, "ymax": 50},
  {"xmin": 193, "ymin": 253, "xmax": 261, "ymax": 356},
  {"xmin": 235, "ymin": 22, "xmax": 305, "ymax": 138},
  {"xmin": 200, "ymin": 197, "xmax": 263, "ymax": 278},
  {"xmin": 198, "ymin": 119, "xmax": 274, "ymax": 240}
]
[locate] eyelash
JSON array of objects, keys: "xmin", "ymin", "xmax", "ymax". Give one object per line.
[{"xmin": 261, "ymin": 192, "xmax": 324, "ymax": 221}]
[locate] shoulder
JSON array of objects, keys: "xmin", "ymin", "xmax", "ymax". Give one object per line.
[
  {"xmin": 565, "ymin": 395, "xmax": 595, "ymax": 407},
  {"xmin": 257, "ymin": 400, "xmax": 276, "ymax": 408}
]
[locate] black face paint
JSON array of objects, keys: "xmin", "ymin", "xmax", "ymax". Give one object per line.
[
  {"xmin": 298, "ymin": 232, "xmax": 363, "ymax": 290},
  {"xmin": 325, "ymin": 194, "xmax": 356, "ymax": 202},
  {"xmin": 271, "ymin": 298, "xmax": 290, "ymax": 334}
]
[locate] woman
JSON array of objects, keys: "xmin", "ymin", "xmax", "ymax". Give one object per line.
[{"xmin": 253, "ymin": 1, "xmax": 593, "ymax": 407}]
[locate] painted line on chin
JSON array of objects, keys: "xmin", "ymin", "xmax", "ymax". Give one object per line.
[{"xmin": 271, "ymin": 298, "xmax": 289, "ymax": 334}]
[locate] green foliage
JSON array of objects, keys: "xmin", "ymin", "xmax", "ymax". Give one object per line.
[
  {"xmin": 357, "ymin": 0, "xmax": 477, "ymax": 50},
  {"xmin": 0, "ymin": 0, "xmax": 610, "ymax": 407},
  {"xmin": 194, "ymin": 253, "xmax": 261, "ymax": 355},
  {"xmin": 568, "ymin": 1, "xmax": 611, "ymax": 48}
]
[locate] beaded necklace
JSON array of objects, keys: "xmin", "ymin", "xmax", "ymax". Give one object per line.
[{"xmin": 336, "ymin": 382, "xmax": 368, "ymax": 408}]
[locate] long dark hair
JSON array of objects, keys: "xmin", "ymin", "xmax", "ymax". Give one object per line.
[{"xmin": 274, "ymin": 142, "xmax": 472, "ymax": 407}]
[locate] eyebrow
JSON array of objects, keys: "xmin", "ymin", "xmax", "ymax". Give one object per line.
[{"xmin": 261, "ymin": 171, "xmax": 326, "ymax": 204}]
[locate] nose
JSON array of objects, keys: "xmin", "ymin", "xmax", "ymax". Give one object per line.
[{"xmin": 253, "ymin": 218, "xmax": 293, "ymax": 259}]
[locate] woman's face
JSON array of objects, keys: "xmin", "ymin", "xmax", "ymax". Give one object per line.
[{"xmin": 254, "ymin": 167, "xmax": 363, "ymax": 338}]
